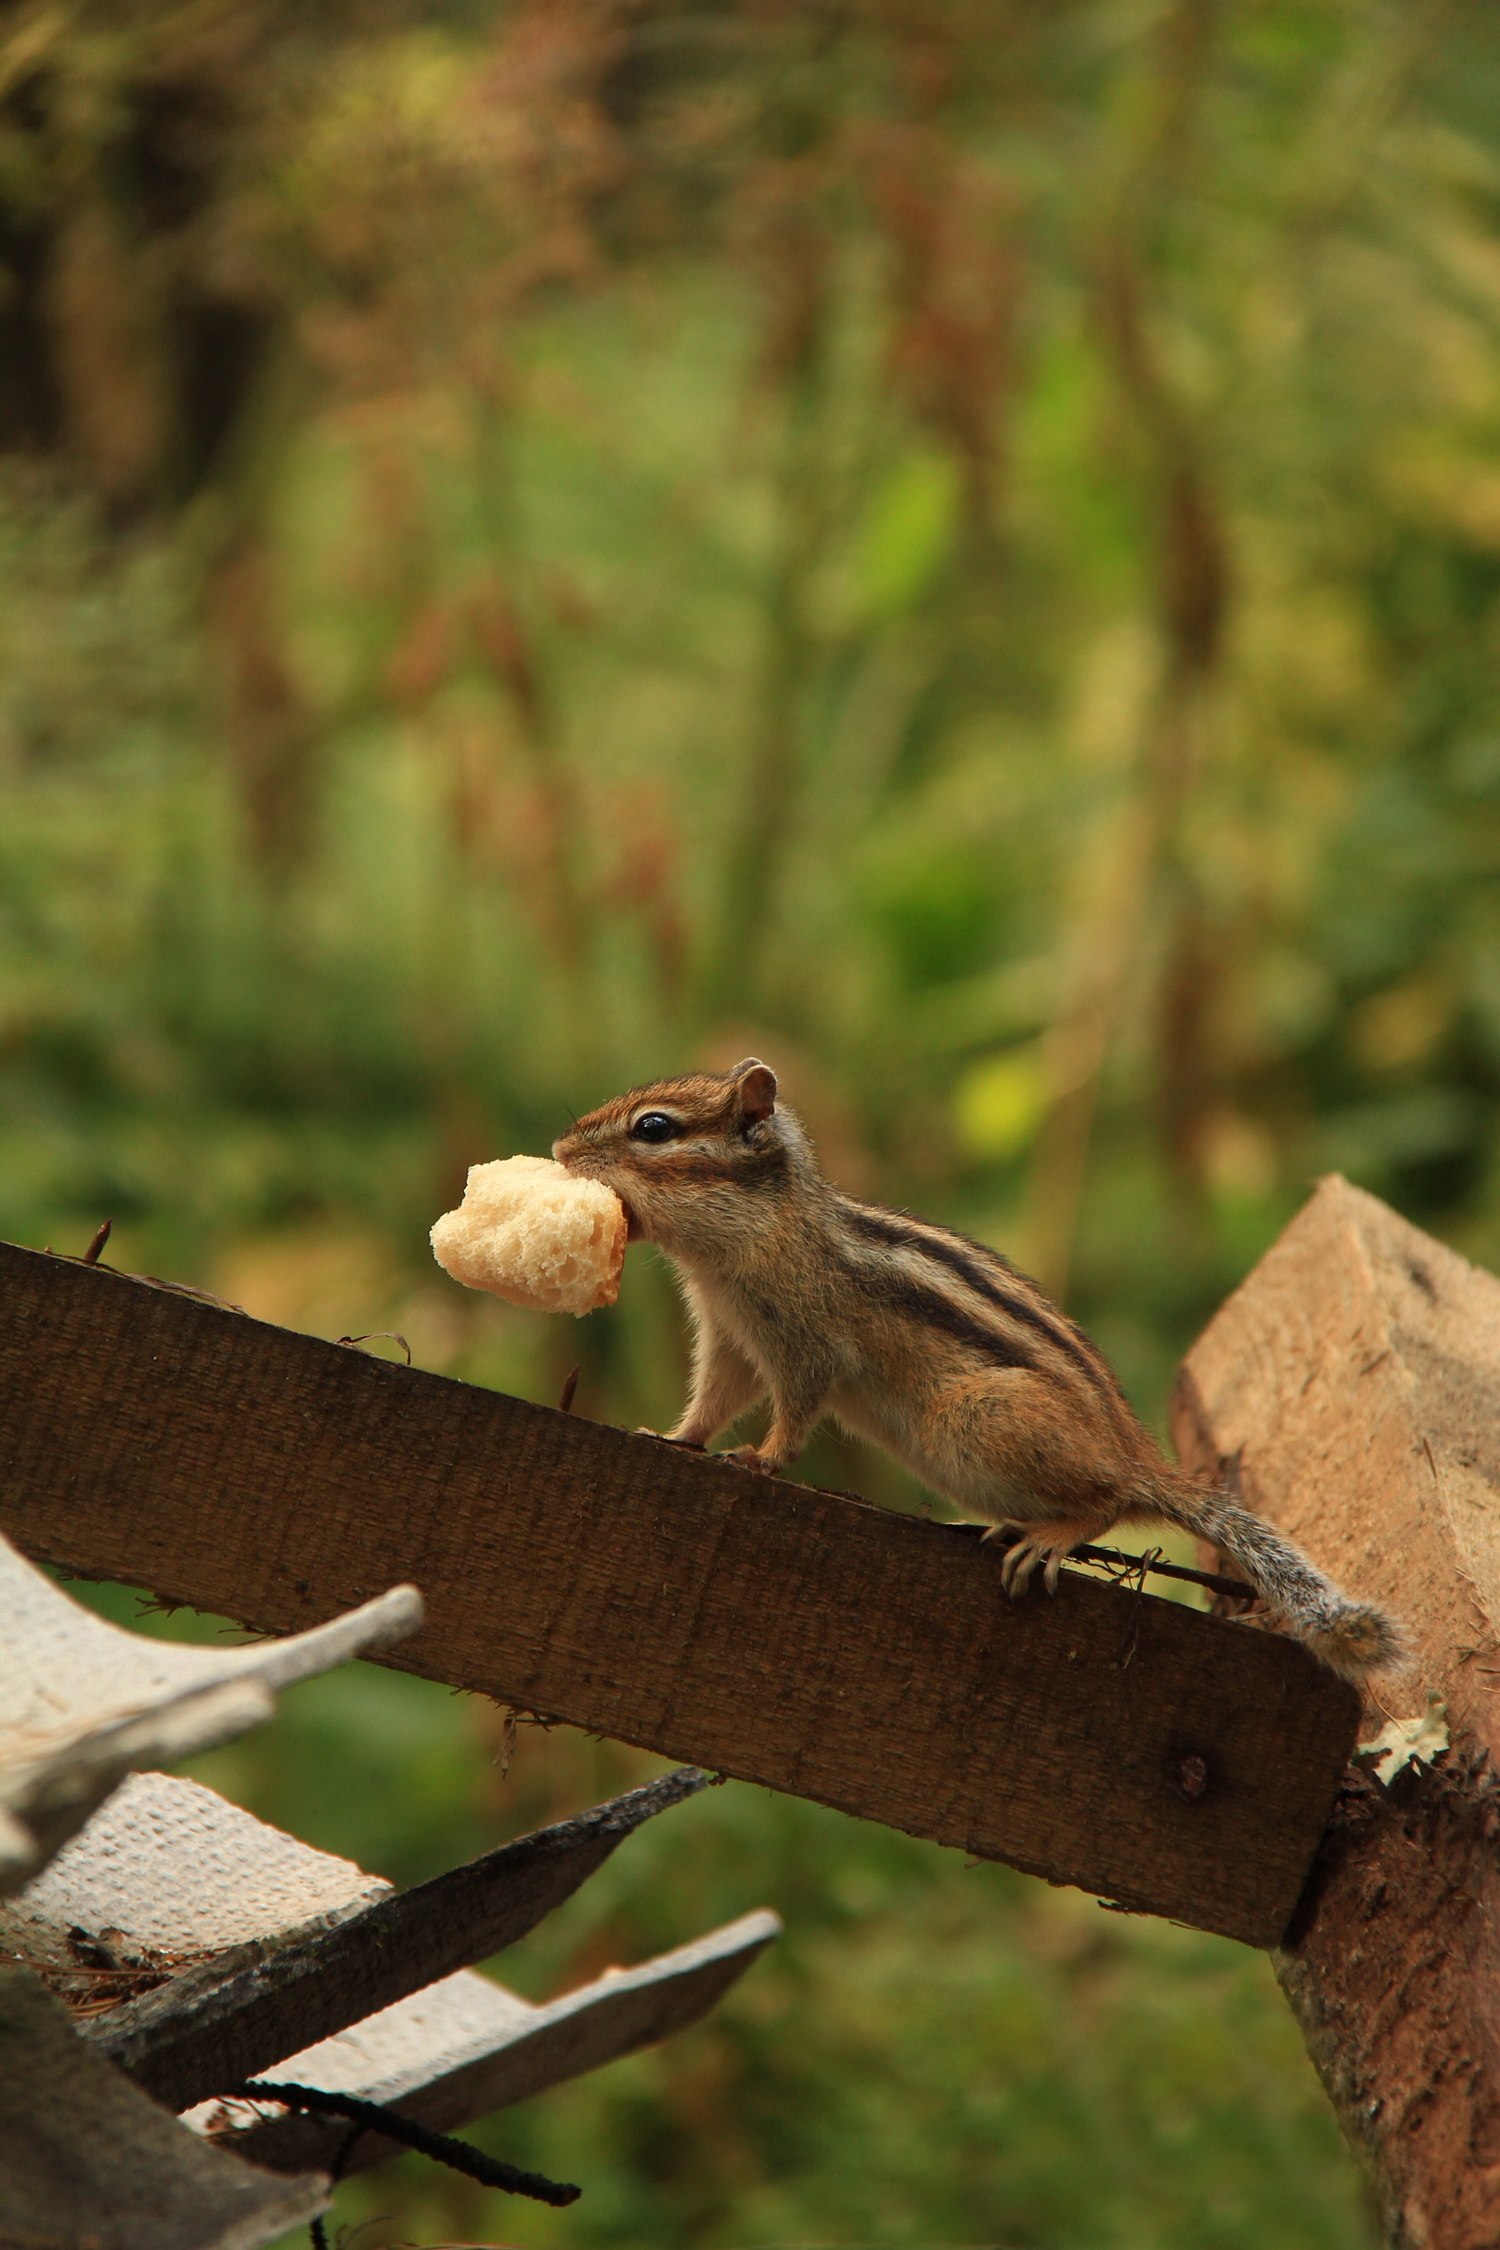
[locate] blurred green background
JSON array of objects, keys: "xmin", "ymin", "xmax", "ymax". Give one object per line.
[{"xmin": 6, "ymin": 0, "xmax": 1499, "ymax": 2241}]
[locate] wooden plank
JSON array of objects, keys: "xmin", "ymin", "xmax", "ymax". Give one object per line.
[
  {"xmin": 194, "ymin": 1913, "xmax": 781, "ymax": 2178},
  {"xmin": 0, "ymin": 1967, "xmax": 327, "ymax": 2250},
  {"xmin": 0, "ymin": 1240, "xmax": 1360, "ymax": 1948},
  {"xmin": 81, "ymin": 1769, "xmax": 710, "ymax": 2112},
  {"xmin": 1171, "ymin": 1176, "xmax": 1500, "ymax": 2245}
]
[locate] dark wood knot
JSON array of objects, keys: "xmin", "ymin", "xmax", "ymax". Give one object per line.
[{"xmin": 1178, "ymin": 1754, "xmax": 1210, "ymax": 1800}]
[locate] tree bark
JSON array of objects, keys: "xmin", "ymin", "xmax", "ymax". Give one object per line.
[{"xmin": 1172, "ymin": 1174, "xmax": 1500, "ymax": 2247}]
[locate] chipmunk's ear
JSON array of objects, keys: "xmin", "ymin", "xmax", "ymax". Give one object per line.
[{"xmin": 731, "ymin": 1058, "xmax": 777, "ymax": 1123}]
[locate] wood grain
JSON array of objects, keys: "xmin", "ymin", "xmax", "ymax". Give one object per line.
[
  {"xmin": 1172, "ymin": 1171, "xmax": 1500, "ymax": 1760},
  {"xmin": 0, "ymin": 1240, "xmax": 1360, "ymax": 1948}
]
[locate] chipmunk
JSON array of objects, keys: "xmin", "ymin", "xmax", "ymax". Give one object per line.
[{"xmin": 553, "ymin": 1058, "xmax": 1402, "ymax": 1682}]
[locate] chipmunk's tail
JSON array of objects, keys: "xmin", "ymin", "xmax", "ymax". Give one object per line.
[{"xmin": 1140, "ymin": 1474, "xmax": 1405, "ymax": 1683}]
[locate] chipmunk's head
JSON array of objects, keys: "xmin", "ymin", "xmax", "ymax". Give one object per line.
[{"xmin": 553, "ymin": 1059, "xmax": 815, "ymax": 1261}]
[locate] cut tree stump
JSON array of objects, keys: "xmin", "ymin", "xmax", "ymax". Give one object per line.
[
  {"xmin": 0, "ymin": 1239, "xmax": 1359, "ymax": 1947},
  {"xmin": 1173, "ymin": 1175, "xmax": 1500, "ymax": 2250}
]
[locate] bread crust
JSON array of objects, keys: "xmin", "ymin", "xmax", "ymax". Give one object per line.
[{"xmin": 431, "ymin": 1155, "xmax": 628, "ymax": 1316}]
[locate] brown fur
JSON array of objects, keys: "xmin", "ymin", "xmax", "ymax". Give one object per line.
[{"xmin": 555, "ymin": 1060, "xmax": 1403, "ymax": 1681}]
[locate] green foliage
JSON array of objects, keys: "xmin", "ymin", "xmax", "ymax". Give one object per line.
[{"xmin": 13, "ymin": 0, "xmax": 1500, "ymax": 2240}]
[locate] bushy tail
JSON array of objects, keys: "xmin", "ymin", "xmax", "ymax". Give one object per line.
[{"xmin": 1143, "ymin": 1475, "xmax": 1405, "ymax": 1683}]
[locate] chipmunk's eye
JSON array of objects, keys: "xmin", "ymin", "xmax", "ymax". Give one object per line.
[{"xmin": 630, "ymin": 1111, "xmax": 678, "ymax": 1144}]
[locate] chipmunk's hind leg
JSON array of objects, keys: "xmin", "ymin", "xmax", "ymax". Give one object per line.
[
  {"xmin": 932, "ymin": 1375, "xmax": 1130, "ymax": 1597},
  {"xmin": 985, "ymin": 1520, "xmax": 1111, "ymax": 1597}
]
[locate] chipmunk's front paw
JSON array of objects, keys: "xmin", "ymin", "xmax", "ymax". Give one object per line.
[
  {"xmin": 719, "ymin": 1444, "xmax": 781, "ymax": 1476},
  {"xmin": 637, "ymin": 1428, "xmax": 705, "ymax": 1449}
]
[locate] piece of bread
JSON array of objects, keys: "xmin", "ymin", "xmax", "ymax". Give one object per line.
[{"xmin": 430, "ymin": 1155, "xmax": 628, "ymax": 1316}]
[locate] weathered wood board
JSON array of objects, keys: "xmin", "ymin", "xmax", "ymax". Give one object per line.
[
  {"xmin": 0, "ymin": 1967, "xmax": 327, "ymax": 2250},
  {"xmin": 0, "ymin": 1240, "xmax": 1361, "ymax": 1948},
  {"xmin": 194, "ymin": 1912, "xmax": 781, "ymax": 2178}
]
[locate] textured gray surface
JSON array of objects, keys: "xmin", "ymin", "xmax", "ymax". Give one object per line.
[
  {"xmin": 0, "ymin": 1527, "xmax": 421, "ymax": 1893},
  {"xmin": 4, "ymin": 1763, "xmax": 775, "ymax": 2188},
  {"xmin": 0, "ymin": 1966, "xmax": 327, "ymax": 2250},
  {"xmin": 4, "ymin": 1765, "xmax": 775, "ymax": 2184},
  {"xmin": 1, "ymin": 1770, "xmax": 388, "ymax": 1979},
  {"xmin": 82, "ymin": 1766, "xmax": 715, "ymax": 2111}
]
